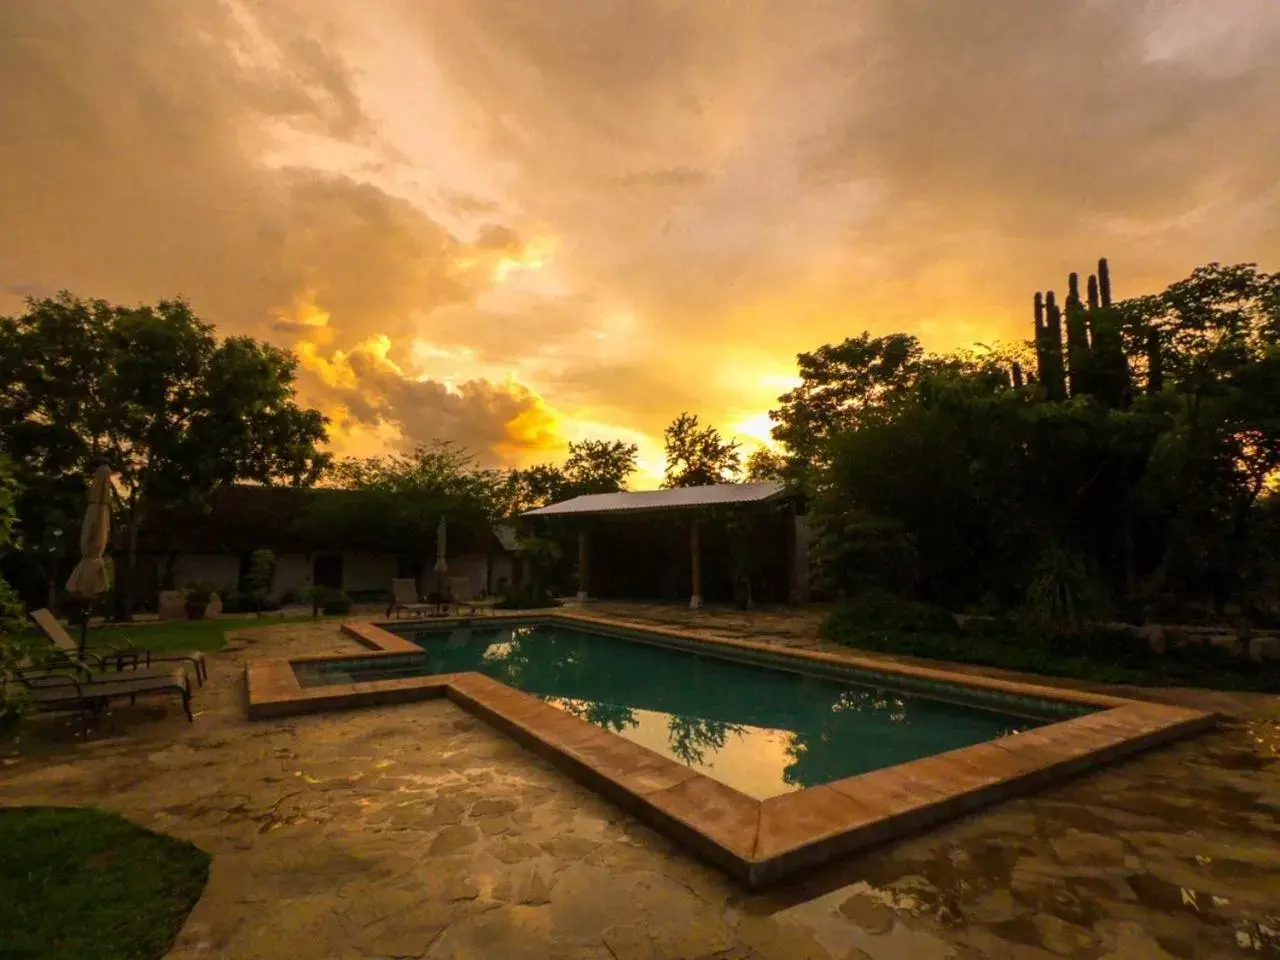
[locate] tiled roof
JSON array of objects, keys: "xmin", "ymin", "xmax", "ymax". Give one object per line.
[
  {"xmin": 522, "ymin": 481, "xmax": 790, "ymax": 518},
  {"xmin": 136, "ymin": 485, "xmax": 516, "ymax": 556}
]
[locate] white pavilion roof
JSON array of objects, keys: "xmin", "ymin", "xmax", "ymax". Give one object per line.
[{"xmin": 522, "ymin": 481, "xmax": 789, "ymax": 518}]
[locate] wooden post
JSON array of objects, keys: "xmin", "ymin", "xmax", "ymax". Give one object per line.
[
  {"xmin": 576, "ymin": 530, "xmax": 589, "ymax": 601},
  {"xmin": 689, "ymin": 517, "xmax": 702, "ymax": 609}
]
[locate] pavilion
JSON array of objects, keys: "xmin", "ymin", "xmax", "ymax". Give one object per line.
[{"xmin": 522, "ymin": 481, "xmax": 810, "ymax": 608}]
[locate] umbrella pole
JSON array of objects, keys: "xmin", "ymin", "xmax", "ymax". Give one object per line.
[{"xmin": 78, "ymin": 605, "xmax": 89, "ymax": 657}]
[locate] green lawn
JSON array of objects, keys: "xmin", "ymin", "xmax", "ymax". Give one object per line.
[
  {"xmin": 81, "ymin": 614, "xmax": 336, "ymax": 654},
  {"xmin": 0, "ymin": 806, "xmax": 210, "ymax": 960}
]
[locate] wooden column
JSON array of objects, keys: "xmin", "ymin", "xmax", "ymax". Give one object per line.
[
  {"xmin": 576, "ymin": 530, "xmax": 589, "ymax": 601},
  {"xmin": 689, "ymin": 517, "xmax": 702, "ymax": 609}
]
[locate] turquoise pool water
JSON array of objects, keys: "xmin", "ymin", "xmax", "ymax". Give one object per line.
[{"xmin": 296, "ymin": 622, "xmax": 1062, "ymax": 799}]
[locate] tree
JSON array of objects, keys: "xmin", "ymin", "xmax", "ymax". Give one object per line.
[
  {"xmin": 314, "ymin": 441, "xmax": 502, "ymax": 559},
  {"xmin": 0, "ymin": 456, "xmax": 33, "ymax": 728},
  {"xmin": 799, "ymin": 258, "xmax": 1280, "ymax": 621},
  {"xmin": 563, "ymin": 439, "xmax": 638, "ymax": 494},
  {"xmin": 1123, "ymin": 264, "xmax": 1280, "ymax": 610},
  {"xmin": 662, "ymin": 412, "xmax": 742, "ymax": 488},
  {"xmin": 500, "ymin": 463, "xmax": 570, "ymax": 517},
  {"xmin": 0, "ymin": 294, "xmax": 331, "ymax": 616},
  {"xmin": 768, "ymin": 333, "xmax": 932, "ymax": 473},
  {"xmin": 327, "ymin": 441, "xmax": 504, "ymax": 508},
  {"xmin": 502, "ymin": 438, "xmax": 640, "ymax": 516},
  {"xmin": 744, "ymin": 447, "xmax": 787, "ymax": 484}
]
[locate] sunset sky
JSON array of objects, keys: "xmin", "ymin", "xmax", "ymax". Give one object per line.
[{"xmin": 3, "ymin": 1, "xmax": 1279, "ymax": 488}]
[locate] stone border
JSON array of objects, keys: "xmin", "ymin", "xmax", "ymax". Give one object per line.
[{"xmin": 243, "ymin": 613, "xmax": 1219, "ymax": 888}]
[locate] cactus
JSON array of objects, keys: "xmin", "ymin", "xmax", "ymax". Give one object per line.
[
  {"xmin": 1011, "ymin": 361, "xmax": 1024, "ymax": 388},
  {"xmin": 1033, "ymin": 292, "xmax": 1049, "ymax": 386},
  {"xmin": 1043, "ymin": 292, "xmax": 1067, "ymax": 402},
  {"xmin": 1028, "ymin": 257, "xmax": 1130, "ymax": 407},
  {"xmin": 1064, "ymin": 272, "xmax": 1092, "ymax": 398}
]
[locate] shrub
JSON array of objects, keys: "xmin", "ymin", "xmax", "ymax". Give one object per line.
[
  {"xmin": 243, "ymin": 548, "xmax": 276, "ymax": 614},
  {"xmin": 1049, "ymin": 624, "xmax": 1153, "ymax": 669},
  {"xmin": 495, "ymin": 583, "xmax": 561, "ymax": 610},
  {"xmin": 519, "ymin": 535, "xmax": 563, "ymax": 598},
  {"xmin": 811, "ymin": 507, "xmax": 919, "ymax": 598},
  {"xmin": 306, "ymin": 587, "xmax": 351, "ymax": 616},
  {"xmin": 220, "ymin": 589, "xmax": 281, "ymax": 614},
  {"xmin": 323, "ymin": 592, "xmax": 351, "ymax": 616},
  {"xmin": 1022, "ymin": 544, "xmax": 1102, "ymax": 636},
  {"xmin": 820, "ymin": 589, "xmax": 960, "ymax": 645}
]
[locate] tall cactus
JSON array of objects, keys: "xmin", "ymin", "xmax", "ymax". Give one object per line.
[
  {"xmin": 1028, "ymin": 257, "xmax": 1131, "ymax": 407},
  {"xmin": 1086, "ymin": 257, "xmax": 1131, "ymax": 408},
  {"xmin": 1064, "ymin": 272, "xmax": 1091, "ymax": 398},
  {"xmin": 1033, "ymin": 292, "xmax": 1049, "ymax": 385},
  {"xmin": 1043, "ymin": 292, "xmax": 1067, "ymax": 402}
]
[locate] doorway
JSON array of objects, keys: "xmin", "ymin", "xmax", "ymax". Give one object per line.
[{"xmin": 313, "ymin": 554, "xmax": 344, "ymax": 592}]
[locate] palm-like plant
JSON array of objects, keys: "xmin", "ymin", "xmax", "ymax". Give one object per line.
[{"xmin": 1024, "ymin": 544, "xmax": 1099, "ymax": 635}]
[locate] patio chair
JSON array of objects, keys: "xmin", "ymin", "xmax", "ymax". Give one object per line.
[
  {"xmin": 387, "ymin": 578, "xmax": 435, "ymax": 619},
  {"xmin": 28, "ymin": 608, "xmax": 207, "ymax": 685},
  {"xmin": 18, "ymin": 665, "xmax": 194, "ymax": 724},
  {"xmin": 447, "ymin": 577, "xmax": 499, "ymax": 616}
]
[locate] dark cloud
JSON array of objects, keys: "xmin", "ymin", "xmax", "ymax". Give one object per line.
[
  {"xmin": 407, "ymin": 0, "xmax": 1280, "ymax": 356},
  {"xmin": 5, "ymin": 0, "xmax": 1280, "ymax": 479},
  {"xmin": 0, "ymin": 0, "xmax": 550, "ymax": 461},
  {"xmin": 332, "ymin": 350, "xmax": 554, "ymax": 463}
]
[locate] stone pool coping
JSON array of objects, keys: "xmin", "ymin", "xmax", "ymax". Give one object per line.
[{"xmin": 243, "ymin": 611, "xmax": 1219, "ymax": 888}]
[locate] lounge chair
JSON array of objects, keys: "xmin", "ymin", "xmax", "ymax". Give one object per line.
[
  {"xmin": 387, "ymin": 578, "xmax": 435, "ymax": 619},
  {"xmin": 447, "ymin": 577, "xmax": 499, "ymax": 616},
  {"xmin": 18, "ymin": 666, "xmax": 194, "ymax": 724},
  {"xmin": 28, "ymin": 608, "xmax": 207, "ymax": 685}
]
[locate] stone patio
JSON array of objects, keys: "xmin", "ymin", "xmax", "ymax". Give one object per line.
[{"xmin": 2, "ymin": 606, "xmax": 1278, "ymax": 959}]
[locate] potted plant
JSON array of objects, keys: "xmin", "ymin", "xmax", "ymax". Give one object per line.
[{"xmin": 185, "ymin": 581, "xmax": 214, "ymax": 620}]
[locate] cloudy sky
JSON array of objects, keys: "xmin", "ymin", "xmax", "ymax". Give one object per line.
[{"xmin": 3, "ymin": 1, "xmax": 1279, "ymax": 487}]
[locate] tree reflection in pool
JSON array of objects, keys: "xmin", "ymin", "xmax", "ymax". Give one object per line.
[{"xmin": 395, "ymin": 623, "xmax": 1051, "ymax": 800}]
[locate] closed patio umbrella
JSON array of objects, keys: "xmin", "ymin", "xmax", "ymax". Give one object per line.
[
  {"xmin": 433, "ymin": 516, "xmax": 448, "ymax": 614},
  {"xmin": 65, "ymin": 464, "xmax": 114, "ymax": 653}
]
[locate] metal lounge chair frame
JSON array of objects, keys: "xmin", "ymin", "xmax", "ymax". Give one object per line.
[
  {"xmin": 28, "ymin": 608, "xmax": 207, "ymax": 684},
  {"xmin": 18, "ymin": 666, "xmax": 195, "ymax": 726},
  {"xmin": 386, "ymin": 578, "xmax": 436, "ymax": 619},
  {"xmin": 446, "ymin": 576, "xmax": 499, "ymax": 617}
]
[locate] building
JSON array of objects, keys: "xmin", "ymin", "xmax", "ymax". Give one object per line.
[
  {"xmin": 130, "ymin": 485, "xmax": 521, "ymax": 606},
  {"xmin": 522, "ymin": 481, "xmax": 810, "ymax": 607}
]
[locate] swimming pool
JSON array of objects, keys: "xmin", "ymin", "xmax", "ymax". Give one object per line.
[{"xmin": 292, "ymin": 620, "xmax": 1081, "ymax": 800}]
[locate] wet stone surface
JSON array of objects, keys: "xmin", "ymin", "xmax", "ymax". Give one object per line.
[{"xmin": 1, "ymin": 612, "xmax": 1278, "ymax": 959}]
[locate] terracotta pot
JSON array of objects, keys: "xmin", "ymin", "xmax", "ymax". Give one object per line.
[{"xmin": 185, "ymin": 600, "xmax": 209, "ymax": 620}]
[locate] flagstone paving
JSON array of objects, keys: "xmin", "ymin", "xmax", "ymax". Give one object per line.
[{"xmin": 2, "ymin": 609, "xmax": 1278, "ymax": 959}]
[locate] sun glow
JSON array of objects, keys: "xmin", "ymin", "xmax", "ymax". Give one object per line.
[
  {"xmin": 731, "ymin": 411, "xmax": 780, "ymax": 449},
  {"xmin": 494, "ymin": 235, "xmax": 559, "ymax": 283}
]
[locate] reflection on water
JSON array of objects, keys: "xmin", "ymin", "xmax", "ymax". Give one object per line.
[{"xmin": 407, "ymin": 624, "xmax": 1047, "ymax": 800}]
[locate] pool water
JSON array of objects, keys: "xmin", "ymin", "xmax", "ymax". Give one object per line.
[{"xmin": 300, "ymin": 623, "xmax": 1053, "ymax": 800}]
